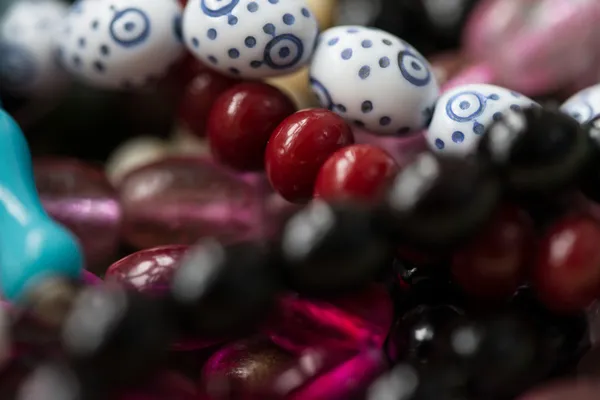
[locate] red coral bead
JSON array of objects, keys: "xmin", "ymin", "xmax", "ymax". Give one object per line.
[
  {"xmin": 208, "ymin": 82, "xmax": 296, "ymax": 171},
  {"xmin": 177, "ymin": 71, "xmax": 240, "ymax": 137},
  {"xmin": 265, "ymin": 109, "xmax": 355, "ymax": 203},
  {"xmin": 314, "ymin": 144, "xmax": 399, "ymax": 203},
  {"xmin": 452, "ymin": 205, "xmax": 534, "ymax": 300},
  {"xmin": 535, "ymin": 215, "xmax": 600, "ymax": 312}
]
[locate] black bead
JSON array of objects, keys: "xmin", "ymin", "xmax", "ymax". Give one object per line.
[
  {"xmin": 380, "ymin": 153, "xmax": 501, "ymax": 251},
  {"xmin": 279, "ymin": 201, "xmax": 394, "ymax": 295},
  {"xmin": 168, "ymin": 240, "xmax": 278, "ymax": 337},
  {"xmin": 579, "ymin": 120, "xmax": 600, "ymax": 203},
  {"xmin": 61, "ymin": 285, "xmax": 170, "ymax": 391},
  {"xmin": 478, "ymin": 107, "xmax": 592, "ymax": 198}
]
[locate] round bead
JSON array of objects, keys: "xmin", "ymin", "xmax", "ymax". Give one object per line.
[
  {"xmin": 561, "ymin": 83, "xmax": 600, "ymax": 126},
  {"xmin": 534, "ymin": 215, "xmax": 600, "ymax": 312},
  {"xmin": 266, "ymin": 109, "xmax": 354, "ymax": 203},
  {"xmin": 0, "ymin": 0, "xmax": 70, "ymax": 97},
  {"xmin": 105, "ymin": 136, "xmax": 170, "ymax": 186},
  {"xmin": 57, "ymin": 0, "xmax": 185, "ymax": 90},
  {"xmin": 177, "ymin": 70, "xmax": 240, "ymax": 138},
  {"xmin": 310, "ymin": 25, "xmax": 439, "ymax": 136},
  {"xmin": 208, "ymin": 82, "xmax": 296, "ymax": 171},
  {"xmin": 314, "ymin": 144, "xmax": 399, "ymax": 203},
  {"xmin": 182, "ymin": 0, "xmax": 319, "ymax": 79},
  {"xmin": 426, "ymin": 83, "xmax": 537, "ymax": 156}
]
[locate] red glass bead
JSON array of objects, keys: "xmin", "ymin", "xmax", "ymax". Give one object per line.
[
  {"xmin": 265, "ymin": 109, "xmax": 355, "ymax": 203},
  {"xmin": 452, "ymin": 205, "xmax": 534, "ymax": 300},
  {"xmin": 208, "ymin": 82, "xmax": 296, "ymax": 171},
  {"xmin": 535, "ymin": 215, "xmax": 600, "ymax": 312},
  {"xmin": 177, "ymin": 71, "xmax": 240, "ymax": 138},
  {"xmin": 33, "ymin": 158, "xmax": 121, "ymax": 274},
  {"xmin": 118, "ymin": 157, "xmax": 264, "ymax": 249},
  {"xmin": 314, "ymin": 144, "xmax": 399, "ymax": 203},
  {"xmin": 200, "ymin": 337, "xmax": 295, "ymax": 400}
]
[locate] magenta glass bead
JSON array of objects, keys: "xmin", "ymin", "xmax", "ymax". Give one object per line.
[
  {"xmin": 33, "ymin": 158, "xmax": 121, "ymax": 274},
  {"xmin": 105, "ymin": 245, "xmax": 223, "ymax": 351},
  {"xmin": 118, "ymin": 157, "xmax": 265, "ymax": 249},
  {"xmin": 82, "ymin": 270, "xmax": 102, "ymax": 286},
  {"xmin": 264, "ymin": 285, "xmax": 393, "ymax": 354}
]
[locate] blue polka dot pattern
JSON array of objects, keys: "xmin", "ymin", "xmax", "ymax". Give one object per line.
[
  {"xmin": 250, "ymin": 60, "xmax": 261, "ymax": 68},
  {"xmin": 358, "ymin": 66, "xmax": 370, "ymax": 79},
  {"xmin": 336, "ymin": 104, "xmax": 347, "ymax": 112},
  {"xmin": 283, "ymin": 14, "xmax": 295, "ymax": 25},
  {"xmin": 228, "ymin": 15, "xmax": 238, "ymax": 25},
  {"xmin": 191, "ymin": 38, "xmax": 199, "ymax": 48},
  {"xmin": 302, "ymin": 8, "xmax": 310, "ymax": 17},
  {"xmin": 435, "ymin": 139, "xmax": 445, "ymax": 150},
  {"xmin": 208, "ymin": 55, "xmax": 218, "ymax": 64},
  {"xmin": 452, "ymin": 131, "xmax": 464, "ymax": 143},
  {"xmin": 473, "ymin": 122, "xmax": 485, "ymax": 135},
  {"xmin": 109, "ymin": 8, "xmax": 151, "ymax": 48},
  {"xmin": 398, "ymin": 127, "xmax": 411, "ymax": 135},
  {"xmin": 361, "ymin": 101, "xmax": 373, "ymax": 113},
  {"xmin": 379, "ymin": 57, "xmax": 390, "ymax": 68},
  {"xmin": 263, "ymin": 23, "xmax": 275, "ymax": 36},
  {"xmin": 347, "ymin": 28, "xmax": 359, "ymax": 33},
  {"xmin": 380, "ymin": 117, "xmax": 391, "ymax": 126},
  {"xmin": 78, "ymin": 38, "xmax": 86, "ymax": 48},
  {"xmin": 228, "ymin": 48, "xmax": 240, "ymax": 58},
  {"xmin": 361, "ymin": 40, "xmax": 372, "ymax": 48},
  {"xmin": 268, "ymin": 0, "xmax": 279, "ymax": 3},
  {"xmin": 245, "ymin": 36, "xmax": 256, "ymax": 48},
  {"xmin": 382, "ymin": 39, "xmax": 392, "ymax": 46},
  {"xmin": 247, "ymin": 2, "xmax": 258, "ymax": 12},
  {"xmin": 328, "ymin": 38, "xmax": 339, "ymax": 46},
  {"xmin": 489, "ymin": 94, "xmax": 500, "ymax": 100},
  {"xmin": 207, "ymin": 29, "xmax": 217, "ymax": 40},
  {"xmin": 493, "ymin": 112, "xmax": 503, "ymax": 121},
  {"xmin": 100, "ymin": 45, "xmax": 110, "ymax": 56},
  {"xmin": 510, "ymin": 104, "xmax": 521, "ymax": 111},
  {"xmin": 229, "ymin": 68, "xmax": 240, "ymax": 74},
  {"xmin": 93, "ymin": 60, "xmax": 105, "ymax": 72},
  {"xmin": 341, "ymin": 49, "xmax": 352, "ymax": 60}
]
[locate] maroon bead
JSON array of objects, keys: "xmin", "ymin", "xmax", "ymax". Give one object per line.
[
  {"xmin": 105, "ymin": 245, "xmax": 189, "ymax": 295},
  {"xmin": 200, "ymin": 337, "xmax": 295, "ymax": 400},
  {"xmin": 208, "ymin": 82, "xmax": 296, "ymax": 171},
  {"xmin": 33, "ymin": 158, "xmax": 121, "ymax": 274},
  {"xmin": 452, "ymin": 205, "xmax": 533, "ymax": 300},
  {"xmin": 265, "ymin": 109, "xmax": 355, "ymax": 203},
  {"xmin": 264, "ymin": 285, "xmax": 393, "ymax": 354},
  {"xmin": 118, "ymin": 371, "xmax": 198, "ymax": 400},
  {"xmin": 535, "ymin": 215, "xmax": 600, "ymax": 312},
  {"xmin": 177, "ymin": 71, "xmax": 240, "ymax": 137},
  {"xmin": 314, "ymin": 144, "xmax": 399, "ymax": 203},
  {"xmin": 118, "ymin": 157, "xmax": 265, "ymax": 249}
]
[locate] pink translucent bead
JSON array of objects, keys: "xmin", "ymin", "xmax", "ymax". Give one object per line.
[
  {"xmin": 354, "ymin": 129, "xmax": 427, "ymax": 168},
  {"xmin": 34, "ymin": 158, "xmax": 122, "ymax": 274},
  {"xmin": 264, "ymin": 285, "xmax": 393, "ymax": 354},
  {"xmin": 105, "ymin": 245, "xmax": 223, "ymax": 351},
  {"xmin": 441, "ymin": 62, "xmax": 497, "ymax": 93},
  {"xmin": 82, "ymin": 270, "xmax": 102, "ymax": 285},
  {"xmin": 463, "ymin": 0, "xmax": 600, "ymax": 96},
  {"xmin": 517, "ymin": 380, "xmax": 600, "ymax": 400},
  {"xmin": 118, "ymin": 157, "xmax": 265, "ymax": 249}
]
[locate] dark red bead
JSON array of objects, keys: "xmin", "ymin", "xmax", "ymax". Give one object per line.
[
  {"xmin": 178, "ymin": 71, "xmax": 240, "ymax": 138},
  {"xmin": 208, "ymin": 82, "xmax": 296, "ymax": 171},
  {"xmin": 314, "ymin": 144, "xmax": 398, "ymax": 203},
  {"xmin": 265, "ymin": 109, "xmax": 355, "ymax": 203},
  {"xmin": 535, "ymin": 215, "xmax": 600, "ymax": 312},
  {"xmin": 452, "ymin": 205, "xmax": 534, "ymax": 300}
]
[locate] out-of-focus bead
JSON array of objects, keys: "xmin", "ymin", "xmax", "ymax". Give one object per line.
[
  {"xmin": 561, "ymin": 83, "xmax": 600, "ymax": 126},
  {"xmin": 517, "ymin": 380, "xmax": 600, "ymax": 400},
  {"xmin": 105, "ymin": 136, "xmax": 170, "ymax": 186},
  {"xmin": 34, "ymin": 158, "xmax": 121, "ymax": 274},
  {"xmin": 118, "ymin": 157, "xmax": 265, "ymax": 249},
  {"xmin": 266, "ymin": 67, "xmax": 320, "ymax": 110},
  {"xmin": 307, "ymin": 0, "xmax": 337, "ymax": 31},
  {"xmin": 169, "ymin": 127, "xmax": 211, "ymax": 157}
]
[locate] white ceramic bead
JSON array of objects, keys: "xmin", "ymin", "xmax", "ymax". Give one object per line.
[
  {"xmin": 561, "ymin": 83, "xmax": 600, "ymax": 126},
  {"xmin": 0, "ymin": 0, "xmax": 69, "ymax": 97},
  {"xmin": 426, "ymin": 84, "xmax": 537, "ymax": 156},
  {"xmin": 309, "ymin": 25, "xmax": 439, "ymax": 136},
  {"xmin": 182, "ymin": 0, "xmax": 318, "ymax": 79},
  {"xmin": 57, "ymin": 0, "xmax": 184, "ymax": 90}
]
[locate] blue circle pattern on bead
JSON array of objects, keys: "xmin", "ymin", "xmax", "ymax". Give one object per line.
[
  {"xmin": 397, "ymin": 50, "xmax": 431, "ymax": 87},
  {"xmin": 109, "ymin": 8, "xmax": 151, "ymax": 48},
  {"xmin": 201, "ymin": 0, "xmax": 240, "ymax": 17},
  {"xmin": 444, "ymin": 90, "xmax": 500, "ymax": 139},
  {"xmin": 263, "ymin": 33, "xmax": 304, "ymax": 69},
  {"xmin": 0, "ymin": 42, "xmax": 36, "ymax": 88},
  {"xmin": 310, "ymin": 77, "xmax": 334, "ymax": 110}
]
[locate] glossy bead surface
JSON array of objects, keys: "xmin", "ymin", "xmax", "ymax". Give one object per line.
[
  {"xmin": 561, "ymin": 83, "xmax": 600, "ymax": 125},
  {"xmin": 208, "ymin": 82, "xmax": 296, "ymax": 171},
  {"xmin": 479, "ymin": 107, "xmax": 592, "ymax": 197},
  {"xmin": 105, "ymin": 136, "xmax": 170, "ymax": 186},
  {"xmin": 57, "ymin": 0, "xmax": 184, "ymax": 90},
  {"xmin": 177, "ymin": 70, "xmax": 240, "ymax": 138},
  {"xmin": 118, "ymin": 157, "xmax": 264, "ymax": 249},
  {"xmin": 383, "ymin": 153, "xmax": 501, "ymax": 250},
  {"xmin": 0, "ymin": 0, "xmax": 70, "ymax": 97},
  {"xmin": 310, "ymin": 26, "xmax": 439, "ymax": 136},
  {"xmin": 426, "ymin": 83, "xmax": 536, "ymax": 156},
  {"xmin": 182, "ymin": 0, "xmax": 319, "ymax": 79},
  {"xmin": 280, "ymin": 201, "xmax": 391, "ymax": 294},
  {"xmin": 266, "ymin": 109, "xmax": 354, "ymax": 203},
  {"xmin": 452, "ymin": 205, "xmax": 533, "ymax": 299},
  {"xmin": 314, "ymin": 144, "xmax": 399, "ymax": 203},
  {"xmin": 535, "ymin": 216, "xmax": 600, "ymax": 312},
  {"xmin": 34, "ymin": 158, "xmax": 121, "ymax": 274}
]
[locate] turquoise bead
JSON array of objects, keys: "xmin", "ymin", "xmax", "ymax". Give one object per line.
[{"xmin": 0, "ymin": 109, "xmax": 83, "ymax": 302}]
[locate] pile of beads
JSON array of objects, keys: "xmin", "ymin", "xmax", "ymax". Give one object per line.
[{"xmin": 1, "ymin": 0, "xmax": 600, "ymax": 399}]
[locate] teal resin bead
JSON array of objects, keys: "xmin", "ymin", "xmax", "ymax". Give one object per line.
[{"xmin": 0, "ymin": 109, "xmax": 83, "ymax": 302}]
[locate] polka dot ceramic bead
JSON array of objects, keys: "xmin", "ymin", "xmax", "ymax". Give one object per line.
[
  {"xmin": 182, "ymin": 0, "xmax": 319, "ymax": 79},
  {"xmin": 426, "ymin": 83, "xmax": 537, "ymax": 156},
  {"xmin": 561, "ymin": 83, "xmax": 600, "ymax": 126},
  {"xmin": 309, "ymin": 25, "xmax": 439, "ymax": 136},
  {"xmin": 57, "ymin": 0, "xmax": 184, "ymax": 90},
  {"xmin": 0, "ymin": 0, "xmax": 70, "ymax": 97}
]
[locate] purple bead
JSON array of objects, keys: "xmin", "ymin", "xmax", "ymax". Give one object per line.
[
  {"xmin": 118, "ymin": 157, "xmax": 265, "ymax": 249},
  {"xmin": 34, "ymin": 158, "xmax": 122, "ymax": 274}
]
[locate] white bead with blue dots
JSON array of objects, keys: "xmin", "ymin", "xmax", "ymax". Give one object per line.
[
  {"xmin": 426, "ymin": 84, "xmax": 538, "ymax": 157},
  {"xmin": 561, "ymin": 83, "xmax": 600, "ymax": 127},
  {"xmin": 309, "ymin": 25, "xmax": 439, "ymax": 136},
  {"xmin": 0, "ymin": 0, "xmax": 70, "ymax": 97},
  {"xmin": 57, "ymin": 0, "xmax": 184, "ymax": 90},
  {"xmin": 182, "ymin": 0, "xmax": 318, "ymax": 79}
]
